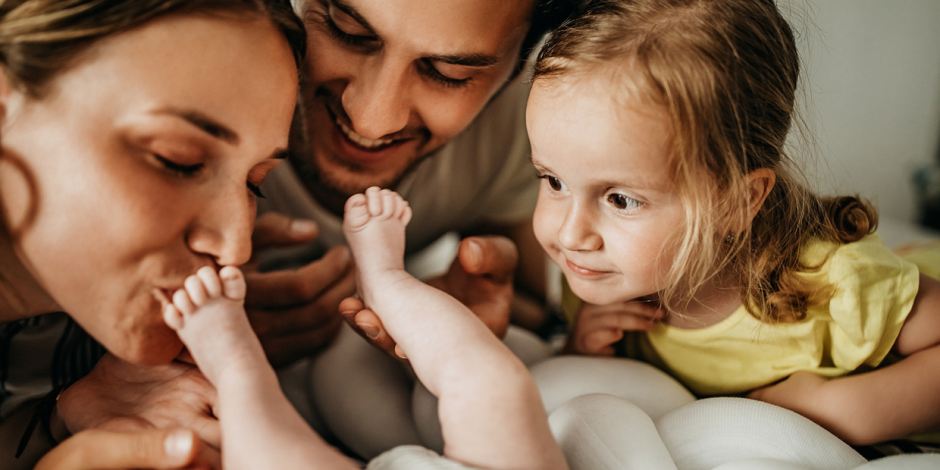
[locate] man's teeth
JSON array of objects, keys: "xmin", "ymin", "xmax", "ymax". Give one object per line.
[{"xmin": 337, "ymin": 120, "xmax": 395, "ymax": 149}]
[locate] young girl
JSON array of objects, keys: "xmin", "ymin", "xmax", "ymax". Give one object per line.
[{"xmin": 527, "ymin": 0, "xmax": 940, "ymax": 447}]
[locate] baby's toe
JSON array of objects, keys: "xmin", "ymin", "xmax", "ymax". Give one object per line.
[
  {"xmin": 400, "ymin": 204, "xmax": 413, "ymax": 226},
  {"xmin": 184, "ymin": 275, "xmax": 209, "ymax": 307},
  {"xmin": 365, "ymin": 186, "xmax": 384, "ymax": 216},
  {"xmin": 380, "ymin": 190, "xmax": 400, "ymax": 219},
  {"xmin": 219, "ymin": 266, "xmax": 247, "ymax": 301},
  {"xmin": 163, "ymin": 304, "xmax": 186, "ymax": 331},
  {"xmin": 172, "ymin": 288, "xmax": 197, "ymax": 316},
  {"xmin": 344, "ymin": 194, "xmax": 372, "ymax": 228},
  {"xmin": 196, "ymin": 266, "xmax": 222, "ymax": 298}
]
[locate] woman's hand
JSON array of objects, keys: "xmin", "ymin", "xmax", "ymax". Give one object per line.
[
  {"xmin": 35, "ymin": 428, "xmax": 219, "ymax": 470},
  {"xmin": 564, "ymin": 301, "xmax": 665, "ymax": 356},
  {"xmin": 55, "ymin": 353, "xmax": 220, "ymax": 448},
  {"xmin": 340, "ymin": 235, "xmax": 517, "ymax": 358}
]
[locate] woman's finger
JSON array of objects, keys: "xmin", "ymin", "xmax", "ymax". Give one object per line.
[{"xmin": 35, "ymin": 428, "xmax": 199, "ymax": 470}]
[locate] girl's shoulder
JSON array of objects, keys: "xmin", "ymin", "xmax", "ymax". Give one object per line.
[
  {"xmin": 796, "ymin": 234, "xmax": 917, "ymax": 294},
  {"xmin": 799, "ymin": 233, "xmax": 896, "ymax": 268}
]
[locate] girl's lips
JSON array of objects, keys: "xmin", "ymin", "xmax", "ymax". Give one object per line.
[{"xmin": 565, "ymin": 258, "xmax": 611, "ymax": 276}]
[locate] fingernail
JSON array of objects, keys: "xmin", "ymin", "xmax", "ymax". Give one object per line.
[
  {"xmin": 357, "ymin": 323, "xmax": 380, "ymax": 339},
  {"xmin": 290, "ymin": 219, "xmax": 317, "ymax": 236},
  {"xmin": 394, "ymin": 345, "xmax": 408, "ymax": 359},
  {"xmin": 466, "ymin": 239, "xmax": 483, "ymax": 264},
  {"xmin": 164, "ymin": 429, "xmax": 193, "ymax": 460}
]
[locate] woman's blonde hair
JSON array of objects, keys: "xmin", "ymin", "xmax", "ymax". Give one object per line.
[
  {"xmin": 0, "ymin": 0, "xmax": 305, "ymax": 309},
  {"xmin": 533, "ymin": 0, "xmax": 877, "ymax": 323}
]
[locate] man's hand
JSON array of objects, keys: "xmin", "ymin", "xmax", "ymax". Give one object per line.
[
  {"xmin": 340, "ymin": 235, "xmax": 517, "ymax": 357},
  {"xmin": 35, "ymin": 428, "xmax": 218, "ymax": 470},
  {"xmin": 244, "ymin": 213, "xmax": 356, "ymax": 367},
  {"xmin": 55, "ymin": 354, "xmax": 220, "ymax": 449},
  {"xmin": 564, "ymin": 301, "xmax": 665, "ymax": 356}
]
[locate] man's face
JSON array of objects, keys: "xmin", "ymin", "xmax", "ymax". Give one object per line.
[{"xmin": 294, "ymin": 0, "xmax": 534, "ymax": 198}]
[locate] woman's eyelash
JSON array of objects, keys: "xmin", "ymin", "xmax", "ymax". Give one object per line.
[
  {"xmin": 418, "ymin": 59, "xmax": 471, "ymax": 89},
  {"xmin": 247, "ymin": 182, "xmax": 266, "ymax": 199},
  {"xmin": 155, "ymin": 154, "xmax": 265, "ymax": 199},
  {"xmin": 156, "ymin": 155, "xmax": 202, "ymax": 175}
]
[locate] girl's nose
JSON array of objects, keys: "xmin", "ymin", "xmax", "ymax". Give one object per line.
[{"xmin": 557, "ymin": 204, "xmax": 603, "ymax": 252}]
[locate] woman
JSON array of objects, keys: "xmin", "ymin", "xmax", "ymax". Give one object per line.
[{"xmin": 0, "ymin": 0, "xmax": 304, "ymax": 467}]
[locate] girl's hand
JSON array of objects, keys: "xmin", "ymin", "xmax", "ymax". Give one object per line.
[{"xmin": 564, "ymin": 301, "xmax": 665, "ymax": 356}]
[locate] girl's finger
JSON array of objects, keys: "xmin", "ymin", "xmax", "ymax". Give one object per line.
[{"xmin": 580, "ymin": 328, "xmax": 624, "ymax": 355}]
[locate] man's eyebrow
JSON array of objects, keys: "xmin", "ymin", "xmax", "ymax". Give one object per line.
[
  {"xmin": 157, "ymin": 108, "xmax": 239, "ymax": 144},
  {"xmin": 331, "ymin": 0, "xmax": 377, "ymax": 35},
  {"xmin": 426, "ymin": 53, "xmax": 500, "ymax": 68}
]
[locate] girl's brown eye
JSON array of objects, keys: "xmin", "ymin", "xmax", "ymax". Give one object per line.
[
  {"xmin": 607, "ymin": 192, "xmax": 642, "ymax": 211},
  {"xmin": 548, "ymin": 176, "xmax": 563, "ymax": 191},
  {"xmin": 608, "ymin": 193, "xmax": 628, "ymax": 209}
]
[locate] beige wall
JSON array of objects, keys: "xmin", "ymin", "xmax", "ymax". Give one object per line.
[{"xmin": 783, "ymin": 0, "xmax": 940, "ymax": 223}]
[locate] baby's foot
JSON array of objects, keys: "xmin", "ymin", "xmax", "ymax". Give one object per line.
[
  {"xmin": 343, "ymin": 187, "xmax": 413, "ymax": 305},
  {"xmin": 163, "ymin": 266, "xmax": 263, "ymax": 386},
  {"xmin": 343, "ymin": 187, "xmax": 412, "ymax": 275}
]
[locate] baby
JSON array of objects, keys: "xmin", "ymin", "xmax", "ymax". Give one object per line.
[{"xmin": 163, "ymin": 187, "xmax": 566, "ymax": 470}]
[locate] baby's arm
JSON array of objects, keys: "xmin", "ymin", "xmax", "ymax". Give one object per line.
[
  {"xmin": 749, "ymin": 273, "xmax": 940, "ymax": 445},
  {"xmin": 344, "ymin": 188, "xmax": 567, "ymax": 470}
]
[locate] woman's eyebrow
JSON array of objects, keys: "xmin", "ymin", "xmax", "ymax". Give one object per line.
[{"xmin": 155, "ymin": 108, "xmax": 239, "ymax": 144}]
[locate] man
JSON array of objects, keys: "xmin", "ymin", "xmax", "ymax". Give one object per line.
[{"xmin": 247, "ymin": 0, "xmax": 574, "ymax": 366}]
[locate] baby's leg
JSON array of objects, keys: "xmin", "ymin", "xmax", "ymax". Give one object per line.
[
  {"xmin": 343, "ymin": 187, "xmax": 566, "ymax": 470},
  {"xmin": 164, "ymin": 266, "xmax": 355, "ymax": 470}
]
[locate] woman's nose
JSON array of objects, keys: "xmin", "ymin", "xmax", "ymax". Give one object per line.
[
  {"xmin": 341, "ymin": 55, "xmax": 411, "ymax": 139},
  {"xmin": 186, "ymin": 185, "xmax": 254, "ymax": 267},
  {"xmin": 557, "ymin": 204, "xmax": 603, "ymax": 252}
]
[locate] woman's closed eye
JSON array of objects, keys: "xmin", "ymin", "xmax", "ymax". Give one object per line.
[
  {"xmin": 156, "ymin": 154, "xmax": 267, "ymax": 198},
  {"xmin": 156, "ymin": 154, "xmax": 202, "ymax": 176}
]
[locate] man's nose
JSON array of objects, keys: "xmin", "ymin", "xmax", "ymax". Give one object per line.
[{"xmin": 342, "ymin": 55, "xmax": 412, "ymax": 140}]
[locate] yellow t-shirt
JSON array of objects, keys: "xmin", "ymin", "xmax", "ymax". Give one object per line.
[{"xmin": 563, "ymin": 234, "xmax": 922, "ymax": 396}]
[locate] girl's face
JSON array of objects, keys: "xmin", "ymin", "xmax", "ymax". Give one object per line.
[
  {"xmin": 0, "ymin": 14, "xmax": 298, "ymax": 364},
  {"xmin": 528, "ymin": 73, "xmax": 685, "ymax": 306}
]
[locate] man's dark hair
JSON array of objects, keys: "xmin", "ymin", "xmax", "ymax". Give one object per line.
[{"xmin": 515, "ymin": 0, "xmax": 578, "ymax": 75}]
